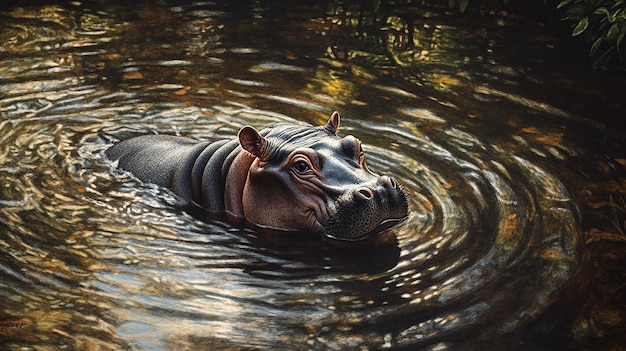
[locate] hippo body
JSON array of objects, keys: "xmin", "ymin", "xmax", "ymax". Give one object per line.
[{"xmin": 106, "ymin": 112, "xmax": 408, "ymax": 241}]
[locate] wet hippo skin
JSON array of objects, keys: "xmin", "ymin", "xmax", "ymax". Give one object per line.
[{"xmin": 106, "ymin": 112, "xmax": 409, "ymax": 241}]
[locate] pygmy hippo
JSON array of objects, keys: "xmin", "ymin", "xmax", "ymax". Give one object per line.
[{"xmin": 106, "ymin": 112, "xmax": 409, "ymax": 241}]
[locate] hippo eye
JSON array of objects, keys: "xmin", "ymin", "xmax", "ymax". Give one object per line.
[{"xmin": 294, "ymin": 160, "xmax": 311, "ymax": 173}]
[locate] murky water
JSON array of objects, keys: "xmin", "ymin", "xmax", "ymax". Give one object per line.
[{"xmin": 1, "ymin": 1, "xmax": 624, "ymax": 350}]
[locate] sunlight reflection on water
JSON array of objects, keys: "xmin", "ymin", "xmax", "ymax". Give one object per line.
[{"xmin": 0, "ymin": 1, "xmax": 603, "ymax": 350}]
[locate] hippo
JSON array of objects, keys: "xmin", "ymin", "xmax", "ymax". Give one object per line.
[{"xmin": 106, "ymin": 112, "xmax": 409, "ymax": 241}]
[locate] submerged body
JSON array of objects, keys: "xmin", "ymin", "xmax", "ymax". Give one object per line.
[{"xmin": 106, "ymin": 112, "xmax": 408, "ymax": 241}]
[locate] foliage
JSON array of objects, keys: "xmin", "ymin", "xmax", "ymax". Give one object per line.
[
  {"xmin": 557, "ymin": 0, "xmax": 626, "ymax": 68},
  {"xmin": 447, "ymin": 0, "xmax": 626, "ymax": 69}
]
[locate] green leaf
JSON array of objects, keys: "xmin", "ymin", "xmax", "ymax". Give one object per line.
[
  {"xmin": 593, "ymin": 7, "xmax": 610, "ymax": 18},
  {"xmin": 572, "ymin": 17, "xmax": 589, "ymax": 36},
  {"xmin": 607, "ymin": 23, "xmax": 620, "ymax": 42},
  {"xmin": 590, "ymin": 37, "xmax": 603, "ymax": 56},
  {"xmin": 449, "ymin": 0, "xmax": 456, "ymax": 9},
  {"xmin": 459, "ymin": 0, "xmax": 469, "ymax": 13},
  {"xmin": 557, "ymin": 0, "xmax": 573, "ymax": 10}
]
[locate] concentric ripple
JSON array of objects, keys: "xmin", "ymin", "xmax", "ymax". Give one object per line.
[
  {"xmin": 0, "ymin": 1, "xmax": 585, "ymax": 350},
  {"xmin": 85, "ymin": 113, "xmax": 582, "ymax": 350},
  {"xmin": 351, "ymin": 123, "xmax": 582, "ymax": 347}
]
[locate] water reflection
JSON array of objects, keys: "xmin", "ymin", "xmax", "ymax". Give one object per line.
[{"xmin": 1, "ymin": 0, "xmax": 622, "ymax": 350}]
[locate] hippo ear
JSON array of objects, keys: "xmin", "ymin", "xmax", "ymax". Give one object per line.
[
  {"xmin": 324, "ymin": 111, "xmax": 340, "ymax": 135},
  {"xmin": 238, "ymin": 126, "xmax": 266, "ymax": 158}
]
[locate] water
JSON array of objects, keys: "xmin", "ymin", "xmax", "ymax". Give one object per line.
[{"xmin": 1, "ymin": 1, "xmax": 624, "ymax": 350}]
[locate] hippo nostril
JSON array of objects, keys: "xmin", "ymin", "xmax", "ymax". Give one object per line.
[
  {"xmin": 379, "ymin": 175, "xmax": 398, "ymax": 189},
  {"xmin": 357, "ymin": 187, "xmax": 374, "ymax": 200}
]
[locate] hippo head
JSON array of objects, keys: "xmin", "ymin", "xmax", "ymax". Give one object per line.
[{"xmin": 225, "ymin": 112, "xmax": 409, "ymax": 241}]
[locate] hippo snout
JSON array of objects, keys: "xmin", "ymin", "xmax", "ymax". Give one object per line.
[
  {"xmin": 354, "ymin": 176, "xmax": 401, "ymax": 200},
  {"xmin": 325, "ymin": 176, "xmax": 409, "ymax": 241}
]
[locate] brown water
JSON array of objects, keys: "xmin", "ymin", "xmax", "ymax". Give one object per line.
[{"xmin": 1, "ymin": 1, "xmax": 624, "ymax": 350}]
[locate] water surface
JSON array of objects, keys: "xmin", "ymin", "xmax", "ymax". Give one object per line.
[{"xmin": 1, "ymin": 1, "xmax": 624, "ymax": 350}]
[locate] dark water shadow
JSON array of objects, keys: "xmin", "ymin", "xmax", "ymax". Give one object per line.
[{"xmin": 182, "ymin": 202, "xmax": 402, "ymax": 275}]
